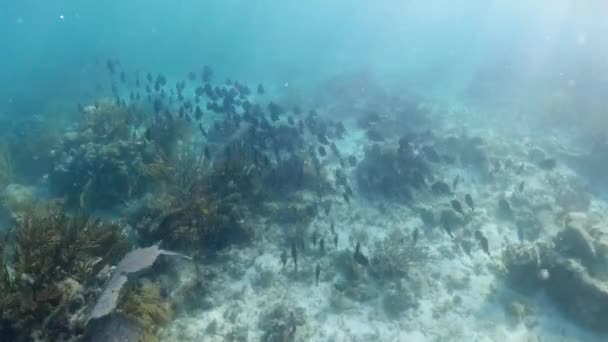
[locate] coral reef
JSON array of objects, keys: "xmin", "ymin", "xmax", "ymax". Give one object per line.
[
  {"xmin": 49, "ymin": 99, "xmax": 189, "ymax": 211},
  {"xmin": 355, "ymin": 136, "xmax": 434, "ymax": 202},
  {"xmin": 503, "ymin": 213, "xmax": 608, "ymax": 331},
  {"xmin": 371, "ymin": 228, "xmax": 435, "ymax": 280},
  {"xmin": 119, "ymin": 282, "xmax": 173, "ymax": 342},
  {"xmin": 0, "ymin": 202, "xmax": 129, "ymax": 341}
]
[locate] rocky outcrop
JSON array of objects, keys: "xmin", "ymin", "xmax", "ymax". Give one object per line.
[{"xmin": 503, "ymin": 212, "xmax": 608, "ymax": 331}]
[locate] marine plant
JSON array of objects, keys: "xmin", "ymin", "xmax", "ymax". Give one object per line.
[
  {"xmin": 0, "ymin": 201, "xmax": 129, "ymax": 341},
  {"xmin": 370, "ymin": 227, "xmax": 435, "ymax": 280},
  {"xmin": 119, "ymin": 282, "xmax": 173, "ymax": 342},
  {"xmin": 81, "ymin": 99, "xmax": 135, "ymax": 141},
  {"xmin": 136, "ymin": 144, "xmax": 253, "ymax": 254}
]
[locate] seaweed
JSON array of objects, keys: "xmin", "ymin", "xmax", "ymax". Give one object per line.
[
  {"xmin": 119, "ymin": 282, "xmax": 173, "ymax": 342},
  {"xmin": 0, "ymin": 202, "xmax": 129, "ymax": 341},
  {"xmin": 370, "ymin": 228, "xmax": 436, "ymax": 280}
]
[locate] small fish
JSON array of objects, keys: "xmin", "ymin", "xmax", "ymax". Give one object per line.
[
  {"xmin": 348, "ymin": 155, "xmax": 357, "ymax": 167},
  {"xmin": 319, "ymin": 238, "xmax": 325, "ymax": 255},
  {"xmin": 106, "ymin": 59, "xmax": 116, "ymax": 75},
  {"xmin": 204, "ymin": 146, "xmax": 211, "ymax": 159},
  {"xmin": 452, "ymin": 175, "xmax": 461, "ymax": 189},
  {"xmin": 195, "ymin": 105, "xmax": 203, "ymax": 120},
  {"xmin": 291, "ymin": 240, "xmax": 298, "ymax": 272},
  {"xmin": 516, "ymin": 163, "xmax": 525, "ymax": 175},
  {"xmin": 465, "ymin": 194, "xmax": 474, "ymax": 211},
  {"xmin": 311, "ymin": 231, "xmax": 318, "ymax": 247},
  {"xmin": 315, "ymin": 264, "xmax": 321, "ymax": 286},
  {"xmin": 198, "ymin": 123, "xmax": 208, "ymax": 138},
  {"xmin": 280, "ymin": 250, "xmax": 288, "ymax": 268},
  {"xmin": 517, "ymin": 181, "xmax": 525, "ymax": 192},
  {"xmin": 342, "ymin": 192, "xmax": 350, "ymax": 204},
  {"xmin": 474, "ymin": 231, "xmax": 490, "ymax": 256},
  {"xmin": 202, "ymin": 66, "xmax": 213, "ymax": 83},
  {"xmin": 451, "ymin": 199, "xmax": 464, "ymax": 215},
  {"xmin": 257, "ymin": 84, "xmax": 265, "ymax": 95},
  {"xmin": 354, "ymin": 242, "xmax": 369, "ymax": 267},
  {"xmin": 334, "ymin": 234, "xmax": 338, "ymax": 249},
  {"xmin": 412, "ymin": 228, "xmax": 419, "ymax": 246},
  {"xmin": 344, "ymin": 185, "xmax": 353, "ymax": 197},
  {"xmin": 318, "ymin": 146, "xmax": 327, "ymax": 157}
]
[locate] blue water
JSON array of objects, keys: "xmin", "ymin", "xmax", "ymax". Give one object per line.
[
  {"xmin": 2, "ymin": 2, "xmax": 608, "ymax": 341},
  {"xmin": 2, "ymin": 1, "xmax": 607, "ymax": 120}
]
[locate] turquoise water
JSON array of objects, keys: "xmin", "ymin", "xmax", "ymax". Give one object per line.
[
  {"xmin": 2, "ymin": 1, "xmax": 607, "ymax": 118},
  {"xmin": 1, "ymin": 2, "xmax": 608, "ymax": 341}
]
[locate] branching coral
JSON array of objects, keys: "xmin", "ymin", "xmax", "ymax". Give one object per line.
[
  {"xmin": 371, "ymin": 228, "xmax": 435, "ymax": 280},
  {"xmin": 0, "ymin": 202, "xmax": 129, "ymax": 340},
  {"xmin": 119, "ymin": 282, "xmax": 173, "ymax": 342}
]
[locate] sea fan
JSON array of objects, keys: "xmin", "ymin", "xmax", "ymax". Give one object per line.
[{"xmin": 88, "ymin": 244, "xmax": 191, "ymax": 322}]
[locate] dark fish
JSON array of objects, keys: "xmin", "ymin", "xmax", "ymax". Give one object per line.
[
  {"xmin": 517, "ymin": 181, "xmax": 525, "ymax": 192},
  {"xmin": 451, "ymin": 199, "xmax": 464, "ymax": 215},
  {"xmin": 538, "ymin": 158, "xmax": 557, "ymax": 170},
  {"xmin": 280, "ymin": 250, "xmax": 288, "ymax": 268},
  {"xmin": 474, "ymin": 231, "xmax": 490, "ymax": 255},
  {"xmin": 344, "ymin": 185, "xmax": 353, "ymax": 197},
  {"xmin": 315, "ymin": 264, "xmax": 321, "ymax": 286},
  {"xmin": 106, "ymin": 59, "xmax": 116, "ymax": 75},
  {"xmin": 516, "ymin": 163, "xmax": 525, "ymax": 175},
  {"xmin": 202, "ymin": 66, "xmax": 213, "ymax": 83},
  {"xmin": 198, "ymin": 123, "xmax": 207, "ymax": 138},
  {"xmin": 268, "ymin": 102, "xmax": 283, "ymax": 121},
  {"xmin": 204, "ymin": 146, "xmax": 211, "ymax": 159},
  {"xmin": 342, "ymin": 192, "xmax": 350, "ymax": 204},
  {"xmin": 348, "ymin": 155, "xmax": 357, "ymax": 167},
  {"xmin": 77, "ymin": 103, "xmax": 85, "ymax": 114},
  {"xmin": 146, "ymin": 72, "xmax": 153, "ymax": 83},
  {"xmin": 330, "ymin": 221, "xmax": 335, "ymax": 235},
  {"xmin": 293, "ymin": 105, "xmax": 302, "ymax": 115},
  {"xmin": 195, "ymin": 105, "xmax": 203, "ymax": 120},
  {"xmin": 318, "ymin": 146, "xmax": 327, "ymax": 157},
  {"xmin": 334, "ymin": 234, "xmax": 338, "ymax": 249},
  {"xmin": 311, "ymin": 231, "xmax": 318, "ymax": 247},
  {"xmin": 291, "ymin": 240, "xmax": 298, "ymax": 272},
  {"xmin": 287, "ymin": 116, "xmax": 295, "ymax": 126},
  {"xmin": 354, "ymin": 242, "xmax": 369, "ymax": 267},
  {"xmin": 465, "ymin": 194, "xmax": 474, "ymax": 211},
  {"xmin": 412, "ymin": 228, "xmax": 419, "ymax": 246},
  {"xmin": 188, "ymin": 71, "xmax": 196, "ymax": 81},
  {"xmin": 319, "ymin": 238, "xmax": 325, "ymax": 255},
  {"xmin": 452, "ymin": 175, "xmax": 461, "ymax": 189},
  {"xmin": 517, "ymin": 225, "xmax": 524, "ymax": 243},
  {"xmin": 330, "ymin": 142, "xmax": 341, "ymax": 157},
  {"xmin": 317, "ymin": 133, "xmax": 329, "ymax": 145},
  {"xmin": 257, "ymin": 84, "xmax": 265, "ymax": 95}
]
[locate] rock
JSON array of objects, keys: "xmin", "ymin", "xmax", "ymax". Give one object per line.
[
  {"xmin": 497, "ymin": 198, "xmax": 513, "ymax": 220},
  {"xmin": 544, "ymin": 258, "xmax": 608, "ymax": 331},
  {"xmin": 554, "ymin": 218, "xmax": 597, "ymax": 270},
  {"xmin": 502, "ymin": 244, "xmax": 543, "ymax": 293},
  {"xmin": 556, "ymin": 188, "xmax": 591, "ymax": 212}
]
